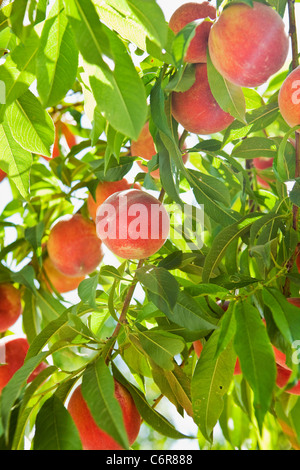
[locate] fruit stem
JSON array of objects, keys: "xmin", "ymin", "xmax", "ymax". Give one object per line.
[{"xmin": 105, "ymin": 258, "xmax": 144, "ymax": 364}]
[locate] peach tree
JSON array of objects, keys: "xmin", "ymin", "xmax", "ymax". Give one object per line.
[{"xmin": 0, "ymin": 0, "xmax": 300, "ymax": 451}]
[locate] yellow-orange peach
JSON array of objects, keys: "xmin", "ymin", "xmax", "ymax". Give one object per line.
[
  {"xmin": 208, "ymin": 2, "xmax": 289, "ymax": 88},
  {"xmin": 67, "ymin": 381, "xmax": 141, "ymax": 450},
  {"xmin": 0, "ymin": 336, "xmax": 47, "ymax": 393},
  {"xmin": 47, "ymin": 214, "xmax": 104, "ymax": 277},
  {"xmin": 278, "ymin": 66, "xmax": 300, "ymax": 128},
  {"xmin": 171, "ymin": 63, "xmax": 235, "ymax": 135},
  {"xmin": 42, "ymin": 257, "xmax": 85, "ymax": 294},
  {"xmin": 43, "ymin": 121, "xmax": 77, "ymax": 161},
  {"xmin": 169, "ymin": 2, "xmax": 216, "ymax": 64},
  {"xmin": 0, "ymin": 284, "xmax": 23, "ymax": 333},
  {"xmin": 96, "ymin": 189, "xmax": 170, "ymax": 260},
  {"xmin": 131, "ymin": 122, "xmax": 189, "ymax": 179},
  {"xmin": 87, "ymin": 179, "xmax": 138, "ymax": 222}
]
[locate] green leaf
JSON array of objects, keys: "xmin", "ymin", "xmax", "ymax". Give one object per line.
[
  {"xmin": 234, "ymin": 300, "xmax": 277, "ymax": 431},
  {"xmin": 112, "ymin": 364, "xmax": 191, "ymax": 440},
  {"xmin": 191, "ymin": 329, "xmax": 236, "ymax": 441},
  {"xmin": 5, "ymin": 90, "xmax": 55, "ymax": 158},
  {"xmin": 36, "ymin": 0, "xmax": 79, "ymax": 107},
  {"xmin": 12, "ymin": 365, "xmax": 58, "ymax": 450},
  {"xmin": 0, "ymin": 118, "xmax": 32, "ymax": 198},
  {"xmin": 33, "ymin": 395, "xmax": 82, "ymax": 450},
  {"xmin": 81, "ymin": 357, "xmax": 129, "ymax": 449},
  {"xmin": 77, "ymin": 274, "xmax": 98, "ymax": 308},
  {"xmin": 156, "ymin": 290, "xmax": 218, "ymax": 334},
  {"xmin": 0, "ymin": 28, "xmax": 39, "ymax": 120},
  {"xmin": 94, "ymin": 0, "xmax": 168, "ymax": 51},
  {"xmin": 88, "ymin": 24, "xmax": 148, "ymax": 140},
  {"xmin": 64, "ymin": 0, "xmax": 112, "ymax": 65},
  {"xmin": 207, "ymin": 50, "xmax": 246, "ymax": 124},
  {"xmin": 262, "ymin": 288, "xmax": 300, "ymax": 347},
  {"xmin": 151, "ymin": 361, "xmax": 193, "ymax": 416},
  {"xmin": 1, "ymin": 352, "xmax": 47, "ymax": 441},
  {"xmin": 273, "ymin": 128, "xmax": 298, "ymax": 182},
  {"xmin": 136, "ymin": 265, "xmax": 180, "ymax": 311},
  {"xmin": 231, "ymin": 137, "xmax": 277, "ymax": 159},
  {"xmin": 137, "ymin": 329, "xmax": 185, "ymax": 370},
  {"xmin": 202, "ymin": 213, "xmax": 262, "ymax": 283}
]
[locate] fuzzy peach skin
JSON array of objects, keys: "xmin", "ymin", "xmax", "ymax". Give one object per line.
[
  {"xmin": 42, "ymin": 257, "xmax": 85, "ymax": 294},
  {"xmin": 278, "ymin": 66, "xmax": 300, "ymax": 128},
  {"xmin": 87, "ymin": 179, "xmax": 139, "ymax": 222},
  {"xmin": 47, "ymin": 214, "xmax": 104, "ymax": 277},
  {"xmin": 171, "ymin": 63, "xmax": 235, "ymax": 135},
  {"xmin": 169, "ymin": 1, "xmax": 216, "ymax": 64},
  {"xmin": 0, "ymin": 284, "xmax": 23, "ymax": 333},
  {"xmin": 67, "ymin": 381, "xmax": 141, "ymax": 450},
  {"xmin": 96, "ymin": 189, "xmax": 170, "ymax": 260},
  {"xmin": 131, "ymin": 121, "xmax": 189, "ymax": 179},
  {"xmin": 208, "ymin": 2, "xmax": 289, "ymax": 88},
  {"xmin": 0, "ymin": 336, "xmax": 47, "ymax": 393}
]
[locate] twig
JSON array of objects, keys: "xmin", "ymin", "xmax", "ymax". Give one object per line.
[{"xmin": 282, "ymin": 0, "xmax": 300, "ymax": 295}]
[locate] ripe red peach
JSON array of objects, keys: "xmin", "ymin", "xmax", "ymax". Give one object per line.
[
  {"xmin": 0, "ymin": 336, "xmax": 47, "ymax": 393},
  {"xmin": 87, "ymin": 179, "xmax": 137, "ymax": 222},
  {"xmin": 0, "ymin": 169, "xmax": 6, "ymax": 182},
  {"xmin": 67, "ymin": 381, "xmax": 141, "ymax": 450},
  {"xmin": 96, "ymin": 189, "xmax": 170, "ymax": 260},
  {"xmin": 287, "ymin": 297, "xmax": 300, "ymax": 308},
  {"xmin": 208, "ymin": 2, "xmax": 289, "ymax": 88},
  {"xmin": 47, "ymin": 214, "xmax": 104, "ymax": 277},
  {"xmin": 0, "ymin": 284, "xmax": 23, "ymax": 333},
  {"xmin": 278, "ymin": 66, "xmax": 300, "ymax": 128},
  {"xmin": 253, "ymin": 157, "xmax": 274, "ymax": 189},
  {"xmin": 131, "ymin": 122, "xmax": 189, "ymax": 179},
  {"xmin": 171, "ymin": 63, "xmax": 235, "ymax": 135},
  {"xmin": 42, "ymin": 257, "xmax": 85, "ymax": 294},
  {"xmin": 276, "ymin": 363, "xmax": 300, "ymax": 395},
  {"xmin": 169, "ymin": 2, "xmax": 216, "ymax": 64}
]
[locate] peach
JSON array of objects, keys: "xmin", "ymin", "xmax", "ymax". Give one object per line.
[
  {"xmin": 296, "ymin": 254, "xmax": 300, "ymax": 275},
  {"xmin": 287, "ymin": 297, "xmax": 300, "ymax": 308},
  {"xmin": 276, "ymin": 363, "xmax": 300, "ymax": 395},
  {"xmin": 42, "ymin": 257, "xmax": 85, "ymax": 294},
  {"xmin": 0, "ymin": 284, "xmax": 23, "ymax": 333},
  {"xmin": 96, "ymin": 189, "xmax": 170, "ymax": 260},
  {"xmin": 253, "ymin": 157, "xmax": 274, "ymax": 171},
  {"xmin": 208, "ymin": 2, "xmax": 289, "ymax": 88},
  {"xmin": 169, "ymin": 2, "xmax": 216, "ymax": 64},
  {"xmin": 253, "ymin": 157, "xmax": 274, "ymax": 189},
  {"xmin": 278, "ymin": 66, "xmax": 300, "ymax": 128},
  {"xmin": 0, "ymin": 169, "xmax": 6, "ymax": 182},
  {"xmin": 87, "ymin": 179, "xmax": 136, "ymax": 222},
  {"xmin": 61, "ymin": 122, "xmax": 77, "ymax": 150},
  {"xmin": 47, "ymin": 214, "xmax": 104, "ymax": 277},
  {"xmin": 0, "ymin": 336, "xmax": 47, "ymax": 393},
  {"xmin": 171, "ymin": 63, "xmax": 235, "ymax": 135},
  {"xmin": 67, "ymin": 381, "xmax": 141, "ymax": 450},
  {"xmin": 43, "ymin": 121, "xmax": 77, "ymax": 161},
  {"xmin": 131, "ymin": 122, "xmax": 189, "ymax": 179}
]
